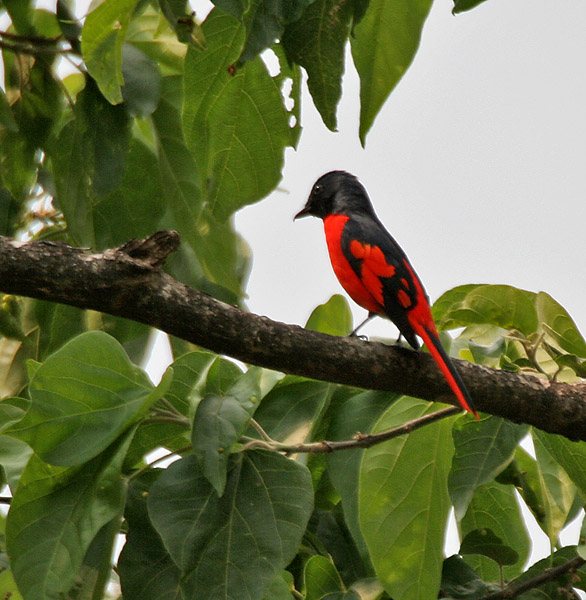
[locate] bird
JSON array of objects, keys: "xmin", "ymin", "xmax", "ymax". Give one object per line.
[{"xmin": 294, "ymin": 170, "xmax": 478, "ymax": 418}]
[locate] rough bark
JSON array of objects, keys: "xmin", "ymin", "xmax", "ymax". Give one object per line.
[{"xmin": 1, "ymin": 231, "xmax": 585, "ymax": 440}]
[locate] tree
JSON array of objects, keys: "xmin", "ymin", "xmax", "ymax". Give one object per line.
[{"xmin": 0, "ymin": 1, "xmax": 585, "ymax": 599}]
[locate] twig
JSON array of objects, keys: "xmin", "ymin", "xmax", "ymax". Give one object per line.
[
  {"xmin": 241, "ymin": 407, "xmax": 461, "ymax": 454},
  {"xmin": 479, "ymin": 556, "xmax": 585, "ymax": 599}
]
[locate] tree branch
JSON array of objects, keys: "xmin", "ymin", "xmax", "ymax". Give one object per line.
[
  {"xmin": 1, "ymin": 232, "xmax": 586, "ymax": 440},
  {"xmin": 242, "ymin": 407, "xmax": 461, "ymax": 453},
  {"xmin": 480, "ymin": 556, "xmax": 585, "ymax": 599}
]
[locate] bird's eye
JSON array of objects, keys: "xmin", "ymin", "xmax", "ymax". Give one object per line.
[{"xmin": 313, "ymin": 184, "xmax": 322, "ymax": 194}]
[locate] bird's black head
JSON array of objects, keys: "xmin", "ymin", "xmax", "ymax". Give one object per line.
[{"xmin": 294, "ymin": 171, "xmax": 376, "ymax": 220}]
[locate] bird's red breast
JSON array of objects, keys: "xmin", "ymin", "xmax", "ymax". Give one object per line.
[{"xmin": 324, "ymin": 214, "xmax": 385, "ymax": 315}]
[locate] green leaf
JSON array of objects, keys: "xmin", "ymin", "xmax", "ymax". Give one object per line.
[
  {"xmin": 452, "ymin": 0, "xmax": 489, "ymax": 14},
  {"xmin": 192, "ymin": 368, "xmax": 261, "ymax": 495},
  {"xmin": 126, "ymin": 5, "xmax": 187, "ymax": 74},
  {"xmin": 7, "ymin": 331, "xmax": 170, "ymax": 466},
  {"xmin": 449, "ymin": 416, "xmax": 528, "ymax": 519},
  {"xmin": 261, "ymin": 572, "xmax": 295, "ymax": 600},
  {"xmin": 460, "ymin": 528, "xmax": 519, "ymax": 567},
  {"xmin": 433, "ymin": 284, "xmax": 539, "ymax": 336},
  {"xmin": 81, "ymin": 0, "xmax": 139, "ymax": 104},
  {"xmin": 532, "ymin": 429, "xmax": 586, "ymax": 500},
  {"xmin": 163, "ymin": 350, "xmax": 217, "ymax": 416},
  {"xmin": 153, "ymin": 76, "xmax": 248, "ymax": 298},
  {"xmin": 252, "ymin": 376, "xmax": 333, "ymax": 444},
  {"xmin": 72, "ymin": 517, "xmax": 123, "ymax": 600},
  {"xmin": 93, "ymin": 138, "xmax": 165, "ymax": 247},
  {"xmin": 49, "ymin": 78, "xmax": 131, "ymax": 245},
  {"xmin": 0, "ymin": 186, "xmax": 19, "ymax": 236},
  {"xmin": 306, "ymin": 295, "xmax": 353, "ymax": 336},
  {"xmin": 440, "ymin": 555, "xmax": 489, "ymax": 599},
  {"xmin": 532, "ymin": 432, "xmax": 578, "ymax": 545},
  {"xmin": 148, "ymin": 451, "xmax": 313, "ymax": 600},
  {"xmin": 33, "ymin": 301, "xmax": 85, "ymax": 359},
  {"xmin": 351, "ymin": 0, "xmax": 433, "ymax": 144},
  {"xmin": 120, "ymin": 43, "xmax": 162, "ymax": 117},
  {"xmin": 6, "ymin": 430, "xmax": 133, "ymax": 600},
  {"xmin": 153, "ymin": 75, "xmax": 203, "ymax": 229},
  {"xmin": 118, "ymin": 470, "xmax": 182, "ymax": 600},
  {"xmin": 0, "ymin": 89, "xmax": 18, "ymax": 133},
  {"xmin": 3, "ymin": 0, "xmax": 34, "ymax": 35},
  {"xmin": 327, "ymin": 389, "xmax": 394, "ymax": 563},
  {"xmin": 183, "ymin": 9, "xmax": 293, "ymax": 220},
  {"xmin": 304, "ymin": 555, "xmax": 344, "ymax": 600},
  {"xmin": 359, "ymin": 397, "xmax": 454, "ymax": 600},
  {"xmin": 282, "ymin": 0, "xmax": 353, "ymax": 131},
  {"xmin": 0, "ymin": 436, "xmax": 33, "ymax": 491},
  {"xmin": 536, "ymin": 291, "xmax": 586, "ymax": 358},
  {"xmin": 157, "ymin": 0, "xmax": 206, "ymax": 47},
  {"xmin": 309, "ymin": 507, "xmax": 372, "ymax": 585},
  {"xmin": 216, "ymin": 0, "xmax": 314, "ymax": 63},
  {"xmin": 460, "ymin": 481, "xmax": 529, "ymax": 580}
]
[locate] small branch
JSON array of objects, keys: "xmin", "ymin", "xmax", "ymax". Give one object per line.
[
  {"xmin": 243, "ymin": 406, "xmax": 461, "ymax": 454},
  {"xmin": 479, "ymin": 556, "xmax": 585, "ymax": 599},
  {"xmin": 1, "ymin": 232, "xmax": 586, "ymax": 441},
  {"xmin": 0, "ymin": 30, "xmax": 75, "ymax": 56}
]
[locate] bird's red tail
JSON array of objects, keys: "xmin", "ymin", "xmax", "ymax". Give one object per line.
[{"xmin": 412, "ymin": 321, "xmax": 479, "ymax": 419}]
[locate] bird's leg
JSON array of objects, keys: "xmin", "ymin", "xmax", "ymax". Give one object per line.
[{"xmin": 348, "ymin": 313, "xmax": 376, "ymax": 339}]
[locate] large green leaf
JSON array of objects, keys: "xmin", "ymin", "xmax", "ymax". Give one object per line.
[
  {"xmin": 118, "ymin": 470, "xmax": 182, "ymax": 600},
  {"xmin": 33, "ymin": 300, "xmax": 86, "ymax": 360},
  {"xmin": 532, "ymin": 429, "xmax": 586, "ymax": 500},
  {"xmin": 252, "ymin": 376, "xmax": 333, "ymax": 445},
  {"xmin": 154, "ymin": 75, "xmax": 248, "ymax": 298},
  {"xmin": 6, "ymin": 431, "xmax": 133, "ymax": 600},
  {"xmin": 532, "ymin": 432, "xmax": 578, "ymax": 545},
  {"xmin": 49, "ymin": 78, "xmax": 131, "ymax": 246},
  {"xmin": 81, "ymin": 0, "xmax": 139, "ymax": 104},
  {"xmin": 306, "ymin": 295, "xmax": 353, "ymax": 336},
  {"xmin": 126, "ymin": 5, "xmax": 186, "ymax": 74},
  {"xmin": 120, "ymin": 43, "xmax": 162, "ymax": 117},
  {"xmin": 359, "ymin": 397, "xmax": 454, "ymax": 600},
  {"xmin": 304, "ymin": 555, "xmax": 345, "ymax": 600},
  {"xmin": 192, "ymin": 368, "xmax": 261, "ymax": 495},
  {"xmin": 460, "ymin": 482, "xmax": 529, "ymax": 581},
  {"xmin": 214, "ymin": 0, "xmax": 312, "ymax": 62},
  {"xmin": 326, "ymin": 389, "xmax": 394, "ymax": 563},
  {"xmin": 433, "ymin": 284, "xmax": 539, "ymax": 336},
  {"xmin": 93, "ymin": 138, "xmax": 166, "ymax": 247},
  {"xmin": 149, "ymin": 450, "xmax": 313, "ymax": 600},
  {"xmin": 163, "ymin": 350, "xmax": 217, "ymax": 416},
  {"xmin": 351, "ymin": 0, "xmax": 433, "ymax": 144},
  {"xmin": 183, "ymin": 9, "xmax": 293, "ymax": 220},
  {"xmin": 449, "ymin": 415, "xmax": 528, "ymax": 519},
  {"xmin": 7, "ymin": 331, "xmax": 170, "ymax": 466},
  {"xmin": 536, "ymin": 291, "xmax": 586, "ymax": 358},
  {"xmin": 281, "ymin": 0, "xmax": 353, "ymax": 132}
]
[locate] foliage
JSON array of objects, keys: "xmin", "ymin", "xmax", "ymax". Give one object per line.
[{"xmin": 0, "ymin": 1, "xmax": 585, "ymax": 600}]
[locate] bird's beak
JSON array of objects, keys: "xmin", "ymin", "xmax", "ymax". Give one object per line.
[{"xmin": 294, "ymin": 204, "xmax": 312, "ymax": 220}]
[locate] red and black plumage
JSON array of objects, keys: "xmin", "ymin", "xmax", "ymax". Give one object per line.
[{"xmin": 295, "ymin": 170, "xmax": 478, "ymax": 418}]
